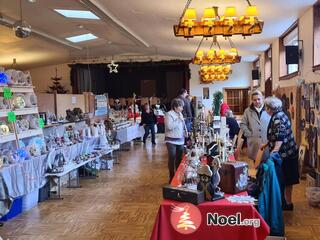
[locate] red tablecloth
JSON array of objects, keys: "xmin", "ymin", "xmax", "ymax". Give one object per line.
[{"xmin": 150, "ymin": 197, "xmax": 270, "ymax": 240}]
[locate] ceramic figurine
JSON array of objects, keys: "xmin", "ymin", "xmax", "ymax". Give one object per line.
[
  {"xmin": 24, "ymin": 93, "xmax": 37, "ymax": 108},
  {"xmin": 197, "ymin": 165, "xmax": 213, "ymax": 201},
  {"xmin": 12, "ymin": 94, "xmax": 26, "ymax": 109},
  {"xmin": 29, "ymin": 115, "xmax": 39, "ymax": 129},
  {"xmin": 0, "ymin": 123, "xmax": 10, "ymax": 135},
  {"xmin": 91, "ymin": 124, "xmax": 99, "ymax": 138},
  {"xmin": 197, "ymin": 160, "xmax": 224, "ymax": 201},
  {"xmin": 16, "ymin": 119, "xmax": 30, "ymax": 133}
]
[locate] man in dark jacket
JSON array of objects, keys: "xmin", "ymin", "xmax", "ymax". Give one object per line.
[{"xmin": 177, "ymin": 88, "xmax": 193, "ymax": 131}]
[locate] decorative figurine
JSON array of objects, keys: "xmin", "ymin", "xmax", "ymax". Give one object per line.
[{"xmin": 197, "ymin": 158, "xmax": 224, "ymax": 201}]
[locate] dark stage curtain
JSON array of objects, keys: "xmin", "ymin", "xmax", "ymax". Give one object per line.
[{"xmin": 69, "ymin": 60, "xmax": 190, "ymax": 99}]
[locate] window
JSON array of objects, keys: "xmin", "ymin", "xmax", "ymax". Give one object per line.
[
  {"xmin": 225, "ymin": 88, "xmax": 249, "ymax": 115},
  {"xmin": 279, "ymin": 23, "xmax": 299, "ymax": 79},
  {"xmin": 314, "ymin": 2, "xmax": 320, "ymax": 70}
]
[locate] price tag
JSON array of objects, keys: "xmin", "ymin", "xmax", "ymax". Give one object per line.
[
  {"xmin": 3, "ymin": 87, "xmax": 12, "ymax": 100},
  {"xmin": 38, "ymin": 118, "xmax": 45, "ymax": 128},
  {"xmin": 7, "ymin": 111, "xmax": 16, "ymax": 123}
]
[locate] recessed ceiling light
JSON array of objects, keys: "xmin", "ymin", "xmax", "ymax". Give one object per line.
[
  {"xmin": 66, "ymin": 33, "xmax": 98, "ymax": 43},
  {"xmin": 27, "ymin": 0, "xmax": 37, "ymax": 3},
  {"xmin": 54, "ymin": 9, "xmax": 100, "ymax": 20}
]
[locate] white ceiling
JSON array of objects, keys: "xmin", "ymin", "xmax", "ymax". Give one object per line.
[{"xmin": 0, "ymin": 0, "xmax": 317, "ymax": 69}]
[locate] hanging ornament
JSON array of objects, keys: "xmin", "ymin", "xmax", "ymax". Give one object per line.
[
  {"xmin": 38, "ymin": 118, "xmax": 45, "ymax": 128},
  {"xmin": 7, "ymin": 111, "xmax": 17, "ymax": 123},
  {"xmin": 0, "ymin": 72, "xmax": 8, "ymax": 85},
  {"xmin": 107, "ymin": 60, "xmax": 119, "ymax": 73},
  {"xmin": 3, "ymin": 87, "xmax": 12, "ymax": 100}
]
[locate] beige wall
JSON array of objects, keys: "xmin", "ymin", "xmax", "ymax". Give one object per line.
[
  {"xmin": 29, "ymin": 63, "xmax": 72, "ymax": 93},
  {"xmin": 189, "ymin": 62, "xmax": 252, "ymax": 110},
  {"xmin": 258, "ymin": 7, "xmax": 319, "ymax": 91}
]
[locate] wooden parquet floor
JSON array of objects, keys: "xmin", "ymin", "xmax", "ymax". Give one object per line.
[{"xmin": 0, "ymin": 135, "xmax": 319, "ymax": 240}]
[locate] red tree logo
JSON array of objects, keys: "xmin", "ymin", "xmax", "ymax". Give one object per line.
[{"xmin": 170, "ymin": 203, "xmax": 202, "ymax": 234}]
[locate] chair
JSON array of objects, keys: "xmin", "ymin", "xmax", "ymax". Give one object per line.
[
  {"xmin": 150, "ymin": 97, "xmax": 159, "ymax": 106},
  {"xmin": 232, "ymin": 135, "xmax": 238, "ymax": 149},
  {"xmin": 127, "ymin": 98, "xmax": 134, "ymax": 106},
  {"xmin": 140, "ymin": 97, "xmax": 149, "ymax": 106},
  {"xmin": 254, "ymin": 148, "xmax": 265, "ymax": 169},
  {"xmin": 234, "ymin": 137, "xmax": 244, "ymax": 161},
  {"xmin": 119, "ymin": 98, "xmax": 127, "ymax": 107},
  {"xmin": 109, "ymin": 98, "xmax": 114, "ymax": 107},
  {"xmin": 106, "ymin": 130, "xmax": 121, "ymax": 164}
]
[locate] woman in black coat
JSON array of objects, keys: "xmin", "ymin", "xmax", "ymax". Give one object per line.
[
  {"xmin": 224, "ymin": 109, "xmax": 240, "ymax": 140},
  {"xmin": 261, "ymin": 96, "xmax": 299, "ymax": 211},
  {"xmin": 140, "ymin": 104, "xmax": 157, "ymax": 145}
]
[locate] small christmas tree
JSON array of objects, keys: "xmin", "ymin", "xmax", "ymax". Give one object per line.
[
  {"xmin": 212, "ymin": 91, "xmax": 223, "ymax": 116},
  {"xmin": 177, "ymin": 208, "xmax": 196, "ymax": 231},
  {"xmin": 47, "ymin": 68, "xmax": 68, "ymax": 94}
]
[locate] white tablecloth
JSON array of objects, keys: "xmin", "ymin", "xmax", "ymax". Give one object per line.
[
  {"xmin": 0, "ymin": 154, "xmax": 47, "ymax": 199},
  {"xmin": 115, "ymin": 124, "xmax": 144, "ymax": 144}
]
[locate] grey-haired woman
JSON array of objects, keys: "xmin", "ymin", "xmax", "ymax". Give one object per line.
[{"xmin": 261, "ymin": 96, "xmax": 299, "ymax": 211}]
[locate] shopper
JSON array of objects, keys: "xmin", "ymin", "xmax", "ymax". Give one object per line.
[
  {"xmin": 225, "ymin": 109, "xmax": 240, "ymax": 140},
  {"xmin": 261, "ymin": 96, "xmax": 299, "ymax": 211},
  {"xmin": 240, "ymin": 90, "xmax": 270, "ymax": 161},
  {"xmin": 220, "ymin": 102, "xmax": 230, "ymax": 116},
  {"xmin": 140, "ymin": 104, "xmax": 157, "ymax": 145},
  {"xmin": 165, "ymin": 98, "xmax": 187, "ymax": 182},
  {"xmin": 177, "ymin": 88, "xmax": 193, "ymax": 132}
]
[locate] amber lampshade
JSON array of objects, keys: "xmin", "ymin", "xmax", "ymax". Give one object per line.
[
  {"xmin": 245, "ymin": 5, "xmax": 258, "ymax": 17},
  {"xmin": 196, "ymin": 50, "xmax": 204, "ymax": 58},
  {"xmin": 229, "ymin": 48, "xmax": 238, "ymax": 56},
  {"xmin": 183, "ymin": 8, "xmax": 197, "ymax": 21},
  {"xmin": 224, "ymin": 7, "xmax": 237, "ymax": 18}
]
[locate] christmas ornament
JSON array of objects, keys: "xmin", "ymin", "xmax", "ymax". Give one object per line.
[
  {"xmin": 107, "ymin": 60, "xmax": 119, "ymax": 73},
  {"xmin": 3, "ymin": 87, "xmax": 12, "ymax": 100},
  {"xmin": 7, "ymin": 111, "xmax": 16, "ymax": 123},
  {"xmin": 0, "ymin": 72, "xmax": 8, "ymax": 85}
]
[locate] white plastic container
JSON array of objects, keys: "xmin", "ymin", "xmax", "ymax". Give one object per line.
[
  {"xmin": 22, "ymin": 189, "xmax": 39, "ymax": 212},
  {"xmin": 306, "ymin": 187, "xmax": 320, "ymax": 208}
]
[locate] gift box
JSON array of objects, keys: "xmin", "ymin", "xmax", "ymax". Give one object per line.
[
  {"xmin": 219, "ymin": 161, "xmax": 248, "ymax": 194},
  {"xmin": 162, "ymin": 185, "xmax": 205, "ymax": 205}
]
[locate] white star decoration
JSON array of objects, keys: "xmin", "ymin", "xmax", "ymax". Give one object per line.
[{"xmin": 107, "ymin": 60, "xmax": 119, "ymax": 73}]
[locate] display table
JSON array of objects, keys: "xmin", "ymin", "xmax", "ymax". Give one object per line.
[
  {"xmin": 0, "ymin": 155, "xmax": 47, "ymax": 199},
  {"xmin": 151, "ymin": 197, "xmax": 269, "ymax": 240},
  {"xmin": 115, "ymin": 124, "xmax": 144, "ymax": 144}
]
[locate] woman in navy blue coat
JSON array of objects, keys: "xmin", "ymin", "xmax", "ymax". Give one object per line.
[{"xmin": 261, "ymin": 96, "xmax": 299, "ymax": 211}]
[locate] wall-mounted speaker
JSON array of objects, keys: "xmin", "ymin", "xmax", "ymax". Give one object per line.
[
  {"xmin": 252, "ymin": 69, "xmax": 260, "ymax": 80},
  {"xmin": 285, "ymin": 45, "xmax": 299, "ymax": 65}
]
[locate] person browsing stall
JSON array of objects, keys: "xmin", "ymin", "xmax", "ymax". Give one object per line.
[
  {"xmin": 140, "ymin": 104, "xmax": 157, "ymax": 145},
  {"xmin": 261, "ymin": 96, "xmax": 299, "ymax": 211},
  {"xmin": 225, "ymin": 109, "xmax": 240, "ymax": 140},
  {"xmin": 177, "ymin": 88, "xmax": 193, "ymax": 132},
  {"xmin": 240, "ymin": 90, "xmax": 270, "ymax": 161},
  {"xmin": 165, "ymin": 98, "xmax": 187, "ymax": 182}
]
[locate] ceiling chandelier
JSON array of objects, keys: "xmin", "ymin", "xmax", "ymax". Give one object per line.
[
  {"xmin": 201, "ymin": 74, "xmax": 229, "ymax": 82},
  {"xmin": 193, "ymin": 37, "xmax": 241, "ymax": 65},
  {"xmin": 13, "ymin": 0, "xmax": 32, "ymax": 38},
  {"xmin": 199, "ymin": 64, "xmax": 232, "ymax": 82},
  {"xmin": 174, "ymin": 0, "xmax": 263, "ymax": 38}
]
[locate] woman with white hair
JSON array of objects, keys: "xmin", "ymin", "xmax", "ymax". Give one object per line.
[{"xmin": 261, "ymin": 96, "xmax": 299, "ymax": 211}]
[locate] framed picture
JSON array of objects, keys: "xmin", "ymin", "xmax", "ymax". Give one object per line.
[
  {"xmin": 298, "ymin": 145, "xmax": 306, "ymax": 176},
  {"xmin": 203, "ymin": 87, "xmax": 209, "ymax": 99},
  {"xmin": 310, "ymin": 84, "xmax": 315, "ymax": 108}
]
